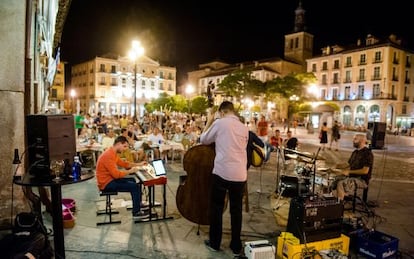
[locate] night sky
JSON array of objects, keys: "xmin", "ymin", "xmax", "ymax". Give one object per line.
[{"xmin": 60, "ymin": 0, "xmax": 412, "ymax": 85}]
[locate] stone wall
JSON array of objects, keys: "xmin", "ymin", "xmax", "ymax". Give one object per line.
[{"xmin": 0, "ymin": 1, "xmax": 29, "ymax": 228}]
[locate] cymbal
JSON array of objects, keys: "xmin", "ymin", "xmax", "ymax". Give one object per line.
[{"xmin": 284, "ymin": 148, "xmax": 325, "ymax": 160}]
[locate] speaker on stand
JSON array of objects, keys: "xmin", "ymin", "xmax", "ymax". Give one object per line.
[
  {"xmin": 26, "ymin": 114, "xmax": 76, "ymax": 179},
  {"xmin": 368, "ymin": 122, "xmax": 386, "ymax": 149}
]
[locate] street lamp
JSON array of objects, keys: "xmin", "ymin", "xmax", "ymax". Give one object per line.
[
  {"xmin": 128, "ymin": 40, "xmax": 144, "ymax": 121},
  {"xmin": 185, "ymin": 84, "xmax": 194, "ymax": 113},
  {"xmin": 70, "ymin": 89, "xmax": 76, "ymax": 114}
]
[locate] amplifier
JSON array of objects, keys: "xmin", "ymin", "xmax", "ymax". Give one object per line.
[
  {"xmin": 244, "ymin": 240, "xmax": 275, "ymax": 259},
  {"xmin": 287, "ymin": 196, "xmax": 344, "ymax": 243}
]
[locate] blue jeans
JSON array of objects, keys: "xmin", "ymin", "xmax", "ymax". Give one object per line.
[
  {"xmin": 209, "ymin": 174, "xmax": 246, "ymax": 253},
  {"xmin": 104, "ymin": 177, "xmax": 142, "ymax": 214}
]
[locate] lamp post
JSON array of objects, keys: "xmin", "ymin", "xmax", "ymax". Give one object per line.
[
  {"xmin": 128, "ymin": 40, "xmax": 144, "ymax": 121},
  {"xmin": 70, "ymin": 89, "xmax": 76, "ymax": 114},
  {"xmin": 185, "ymin": 84, "xmax": 194, "ymax": 114}
]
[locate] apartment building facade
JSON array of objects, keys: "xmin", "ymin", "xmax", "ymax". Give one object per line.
[
  {"xmin": 71, "ymin": 54, "xmax": 176, "ymax": 117},
  {"xmin": 307, "ymin": 34, "xmax": 414, "ymax": 131}
]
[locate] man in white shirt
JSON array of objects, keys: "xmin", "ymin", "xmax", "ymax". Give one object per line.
[{"xmin": 199, "ymin": 101, "xmax": 248, "ymax": 256}]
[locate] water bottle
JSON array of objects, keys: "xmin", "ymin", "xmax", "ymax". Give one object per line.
[{"xmin": 72, "ymin": 156, "xmax": 82, "ymax": 180}]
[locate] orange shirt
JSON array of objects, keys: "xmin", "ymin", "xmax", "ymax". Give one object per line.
[
  {"xmin": 257, "ymin": 120, "xmax": 268, "ymax": 136},
  {"xmin": 96, "ymin": 147, "xmax": 131, "ymax": 190}
]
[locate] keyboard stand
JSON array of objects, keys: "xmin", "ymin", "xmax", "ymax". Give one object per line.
[{"xmin": 135, "ymin": 177, "xmax": 174, "ymax": 223}]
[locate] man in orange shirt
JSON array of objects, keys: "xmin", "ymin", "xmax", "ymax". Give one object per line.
[
  {"xmin": 96, "ymin": 136, "xmax": 148, "ymax": 220},
  {"xmin": 257, "ymin": 115, "xmax": 269, "ymax": 143}
]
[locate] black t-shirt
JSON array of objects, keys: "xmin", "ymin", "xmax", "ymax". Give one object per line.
[{"xmin": 348, "ymin": 147, "xmax": 374, "ymax": 183}]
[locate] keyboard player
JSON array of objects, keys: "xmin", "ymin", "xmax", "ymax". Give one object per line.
[{"xmin": 96, "ymin": 136, "xmax": 149, "ymax": 220}]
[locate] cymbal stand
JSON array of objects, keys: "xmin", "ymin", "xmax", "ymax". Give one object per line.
[{"xmin": 274, "ymin": 146, "xmax": 285, "ymax": 193}]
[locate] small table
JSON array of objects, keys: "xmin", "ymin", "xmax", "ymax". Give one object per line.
[{"xmin": 13, "ymin": 169, "xmax": 95, "ymax": 259}]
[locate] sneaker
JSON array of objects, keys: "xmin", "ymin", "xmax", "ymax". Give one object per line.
[
  {"xmin": 204, "ymin": 240, "xmax": 220, "ymax": 252},
  {"xmin": 133, "ymin": 210, "xmax": 149, "ymax": 220},
  {"xmin": 140, "ymin": 202, "xmax": 149, "ymax": 210}
]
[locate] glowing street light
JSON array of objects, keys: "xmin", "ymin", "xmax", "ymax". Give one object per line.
[
  {"xmin": 70, "ymin": 89, "xmax": 76, "ymax": 114},
  {"xmin": 128, "ymin": 40, "xmax": 144, "ymax": 120},
  {"xmin": 185, "ymin": 84, "xmax": 194, "ymax": 113}
]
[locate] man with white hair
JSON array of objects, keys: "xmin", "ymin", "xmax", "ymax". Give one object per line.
[{"xmin": 330, "ymin": 133, "xmax": 373, "ymax": 200}]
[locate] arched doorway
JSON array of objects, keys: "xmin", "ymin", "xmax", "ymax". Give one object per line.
[
  {"xmin": 368, "ymin": 104, "xmax": 380, "ymax": 122},
  {"xmin": 343, "ymin": 106, "xmax": 351, "ymax": 127},
  {"xmin": 355, "ymin": 105, "xmax": 366, "ymax": 127}
]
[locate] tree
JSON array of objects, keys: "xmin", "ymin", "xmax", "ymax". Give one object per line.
[{"xmin": 217, "ymin": 69, "xmax": 265, "ymax": 101}]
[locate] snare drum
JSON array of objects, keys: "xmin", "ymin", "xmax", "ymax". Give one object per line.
[{"xmin": 279, "ymin": 175, "xmax": 310, "ymax": 197}]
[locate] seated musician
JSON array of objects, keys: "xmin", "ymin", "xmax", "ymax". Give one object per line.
[
  {"xmin": 96, "ymin": 136, "xmax": 149, "ymax": 220},
  {"xmin": 269, "ymin": 129, "xmax": 283, "ymax": 151},
  {"xmin": 329, "ymin": 133, "xmax": 373, "ymax": 201},
  {"xmin": 283, "ymin": 130, "xmax": 299, "ymax": 160}
]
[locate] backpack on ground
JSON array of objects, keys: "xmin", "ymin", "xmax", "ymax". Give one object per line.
[{"xmin": 0, "ymin": 212, "xmax": 53, "ymax": 258}]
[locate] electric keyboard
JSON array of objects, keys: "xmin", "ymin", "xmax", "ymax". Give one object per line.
[{"xmin": 135, "ymin": 166, "xmax": 166, "ymax": 186}]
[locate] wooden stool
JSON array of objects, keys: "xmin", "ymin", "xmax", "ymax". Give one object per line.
[{"xmin": 96, "ymin": 191, "xmax": 121, "ymax": 226}]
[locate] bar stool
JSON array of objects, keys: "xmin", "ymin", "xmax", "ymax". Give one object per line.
[{"xmin": 96, "ymin": 190, "xmax": 121, "ymax": 226}]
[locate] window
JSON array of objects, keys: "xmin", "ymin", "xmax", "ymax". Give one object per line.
[
  {"xmin": 100, "ymin": 64, "xmax": 105, "ymax": 72},
  {"xmin": 333, "ymin": 73, "xmax": 339, "ymax": 84},
  {"xmin": 358, "ymin": 69, "xmax": 365, "ymax": 81},
  {"xmin": 111, "ymin": 65, "xmax": 116, "ymax": 73},
  {"xmin": 345, "ymin": 71, "xmax": 351, "ymax": 83},
  {"xmin": 373, "ymin": 67, "xmax": 381, "ymax": 79},
  {"xmin": 373, "ymin": 84, "xmax": 380, "ymax": 97},
  {"xmin": 333, "ymin": 60, "xmax": 339, "ymax": 69},
  {"xmin": 345, "ymin": 56, "xmax": 352, "ymax": 67},
  {"xmin": 322, "ymin": 61, "xmax": 328, "ymax": 70},
  {"xmin": 345, "ymin": 86, "xmax": 351, "ymax": 99},
  {"xmin": 295, "ymin": 38, "xmax": 299, "ymax": 48},
  {"xmin": 312, "ymin": 63, "xmax": 317, "ymax": 72},
  {"xmin": 321, "ymin": 89, "xmax": 326, "ymax": 99},
  {"xmin": 160, "ymin": 71, "xmax": 164, "ymax": 78},
  {"xmin": 358, "ymin": 85, "xmax": 364, "ymax": 99},
  {"xmin": 332, "ymin": 88, "xmax": 338, "ymax": 100},
  {"xmin": 51, "ymin": 89, "xmax": 57, "ymax": 98},
  {"xmin": 374, "ymin": 51, "xmax": 382, "ymax": 62},
  {"xmin": 322, "ymin": 74, "xmax": 327, "ymax": 85},
  {"xmin": 359, "ymin": 54, "xmax": 366, "ymax": 64}
]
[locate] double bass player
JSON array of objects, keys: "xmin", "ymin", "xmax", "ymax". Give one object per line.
[{"xmin": 199, "ymin": 101, "xmax": 249, "ymax": 256}]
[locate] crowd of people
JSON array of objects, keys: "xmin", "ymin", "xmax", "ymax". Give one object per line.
[{"xmin": 73, "ymin": 106, "xmax": 373, "ymax": 256}]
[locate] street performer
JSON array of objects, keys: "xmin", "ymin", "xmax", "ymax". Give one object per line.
[{"xmin": 329, "ymin": 133, "xmax": 373, "ymax": 201}]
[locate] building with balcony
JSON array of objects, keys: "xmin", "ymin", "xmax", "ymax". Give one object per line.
[
  {"xmin": 48, "ymin": 61, "xmax": 66, "ymax": 113},
  {"xmin": 307, "ymin": 34, "xmax": 414, "ymax": 130},
  {"xmin": 70, "ymin": 53, "xmax": 176, "ymax": 117}
]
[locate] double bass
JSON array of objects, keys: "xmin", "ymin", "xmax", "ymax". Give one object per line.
[{"xmin": 176, "ymin": 144, "xmax": 215, "ymax": 225}]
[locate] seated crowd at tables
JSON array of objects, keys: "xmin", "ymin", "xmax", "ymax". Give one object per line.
[{"xmin": 75, "ymin": 112, "xmax": 203, "ymax": 165}]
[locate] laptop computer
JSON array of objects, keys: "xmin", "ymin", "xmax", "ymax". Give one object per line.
[{"xmin": 151, "ymin": 159, "xmax": 167, "ymax": 177}]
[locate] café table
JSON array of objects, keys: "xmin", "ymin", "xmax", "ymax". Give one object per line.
[{"xmin": 13, "ymin": 169, "xmax": 95, "ymax": 259}]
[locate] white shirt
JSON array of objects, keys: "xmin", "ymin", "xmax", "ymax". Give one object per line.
[{"xmin": 200, "ymin": 114, "xmax": 248, "ymax": 182}]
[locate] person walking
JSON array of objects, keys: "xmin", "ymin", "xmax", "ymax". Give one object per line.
[
  {"xmin": 329, "ymin": 120, "xmax": 341, "ymax": 151},
  {"xmin": 199, "ymin": 101, "xmax": 248, "ymax": 256},
  {"xmin": 319, "ymin": 122, "xmax": 328, "ymax": 150}
]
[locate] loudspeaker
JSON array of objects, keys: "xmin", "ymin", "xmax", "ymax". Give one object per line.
[
  {"xmin": 371, "ymin": 122, "xmax": 386, "ymax": 149},
  {"xmin": 286, "ymin": 196, "xmax": 343, "ymax": 243},
  {"xmin": 26, "ymin": 114, "xmax": 76, "ymax": 178}
]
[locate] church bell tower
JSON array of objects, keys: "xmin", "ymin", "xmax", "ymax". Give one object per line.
[{"xmin": 284, "ymin": 1, "xmax": 314, "ymax": 68}]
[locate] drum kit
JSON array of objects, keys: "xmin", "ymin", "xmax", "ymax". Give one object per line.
[{"xmin": 277, "ymin": 147, "xmax": 336, "ymax": 198}]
